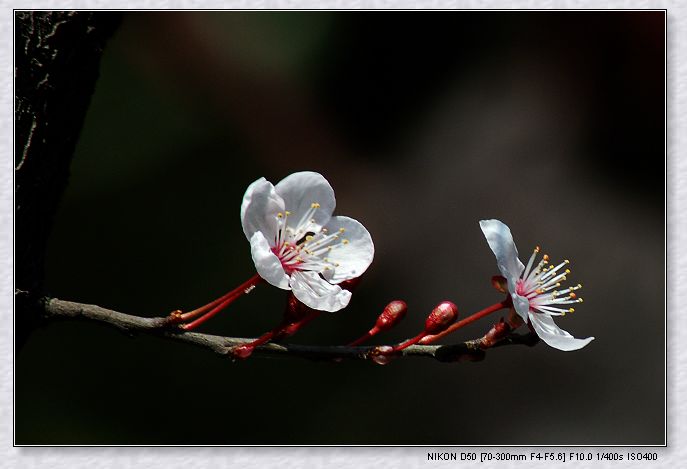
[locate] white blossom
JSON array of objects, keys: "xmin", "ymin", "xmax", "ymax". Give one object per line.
[
  {"xmin": 480, "ymin": 219, "xmax": 594, "ymax": 351},
  {"xmin": 241, "ymin": 171, "xmax": 374, "ymax": 312}
]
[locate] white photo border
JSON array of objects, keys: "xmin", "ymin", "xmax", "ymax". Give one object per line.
[{"xmin": 3, "ymin": 1, "xmax": 680, "ymax": 468}]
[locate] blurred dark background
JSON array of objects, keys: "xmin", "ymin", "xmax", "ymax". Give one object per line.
[{"xmin": 16, "ymin": 11, "xmax": 664, "ymax": 444}]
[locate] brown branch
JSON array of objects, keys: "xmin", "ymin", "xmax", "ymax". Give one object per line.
[{"xmin": 39, "ymin": 296, "xmax": 539, "ymax": 363}]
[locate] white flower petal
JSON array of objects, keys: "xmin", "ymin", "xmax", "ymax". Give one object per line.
[
  {"xmin": 320, "ymin": 216, "xmax": 374, "ymax": 284},
  {"xmin": 528, "ymin": 312, "xmax": 594, "ymax": 351},
  {"xmin": 274, "ymin": 171, "xmax": 335, "ymax": 236},
  {"xmin": 241, "ymin": 177, "xmax": 285, "ymax": 242},
  {"xmin": 250, "ymin": 231, "xmax": 290, "ymax": 289},
  {"xmin": 289, "ymin": 271, "xmax": 351, "ymax": 312},
  {"xmin": 512, "ymin": 293, "xmax": 531, "ymax": 322},
  {"xmin": 479, "ymin": 219, "xmax": 525, "ymax": 292}
]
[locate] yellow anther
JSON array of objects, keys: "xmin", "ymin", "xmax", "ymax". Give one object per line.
[
  {"xmin": 339, "ymin": 227, "xmax": 346, "ymax": 233},
  {"xmin": 277, "ymin": 212, "xmax": 283, "ymax": 218},
  {"xmin": 565, "ymin": 269, "xmax": 571, "ymax": 274},
  {"xmin": 295, "ymin": 257, "xmax": 303, "ymax": 262},
  {"xmin": 569, "ymin": 308, "xmax": 575, "ymax": 313},
  {"xmin": 564, "ymin": 259, "xmax": 570, "ymax": 264},
  {"xmin": 311, "ymin": 202, "xmax": 320, "ymax": 209},
  {"xmin": 343, "ymin": 239, "xmax": 350, "ymax": 245},
  {"xmin": 285, "ymin": 211, "xmax": 291, "ymax": 216},
  {"xmin": 306, "ymin": 235, "xmax": 314, "ymax": 241},
  {"xmin": 579, "ymin": 298, "xmax": 584, "ymax": 303}
]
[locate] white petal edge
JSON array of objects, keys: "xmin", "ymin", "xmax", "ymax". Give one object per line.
[
  {"xmin": 241, "ymin": 177, "xmax": 285, "ymax": 242},
  {"xmin": 289, "ymin": 271, "xmax": 351, "ymax": 312},
  {"xmin": 320, "ymin": 216, "xmax": 374, "ymax": 284},
  {"xmin": 250, "ymin": 231, "xmax": 290, "ymax": 289},
  {"xmin": 528, "ymin": 312, "xmax": 594, "ymax": 351},
  {"xmin": 274, "ymin": 171, "xmax": 335, "ymax": 236},
  {"xmin": 512, "ymin": 293, "xmax": 531, "ymax": 322},
  {"xmin": 479, "ymin": 219, "xmax": 525, "ymax": 293}
]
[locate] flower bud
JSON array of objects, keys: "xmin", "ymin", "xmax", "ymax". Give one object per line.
[
  {"xmin": 232, "ymin": 344, "xmax": 254, "ymax": 359},
  {"xmin": 424, "ymin": 301, "xmax": 459, "ymax": 335},
  {"xmin": 339, "ymin": 276, "xmax": 362, "ymax": 292},
  {"xmin": 491, "ymin": 275, "xmax": 508, "ymax": 293},
  {"xmin": 369, "ymin": 345, "xmax": 395, "ymax": 365},
  {"xmin": 481, "ymin": 319, "xmax": 511, "ymax": 348},
  {"xmin": 374, "ymin": 300, "xmax": 407, "ymax": 332}
]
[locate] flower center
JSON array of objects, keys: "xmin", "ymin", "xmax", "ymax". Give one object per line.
[
  {"xmin": 517, "ymin": 246, "xmax": 584, "ymax": 317},
  {"xmin": 271, "ymin": 202, "xmax": 350, "ymax": 275}
]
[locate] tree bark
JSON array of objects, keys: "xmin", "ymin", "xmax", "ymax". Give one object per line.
[{"xmin": 15, "ymin": 11, "xmax": 121, "ymax": 345}]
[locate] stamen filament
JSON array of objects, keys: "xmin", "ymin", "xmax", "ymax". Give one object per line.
[
  {"xmin": 540, "ymin": 260, "xmax": 569, "ymax": 281},
  {"xmin": 522, "ymin": 246, "xmax": 540, "ymax": 280},
  {"xmin": 539, "ymin": 272, "xmax": 568, "ymax": 289}
]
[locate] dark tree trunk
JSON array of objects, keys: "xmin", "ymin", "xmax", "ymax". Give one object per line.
[{"xmin": 15, "ymin": 11, "xmax": 121, "ymax": 345}]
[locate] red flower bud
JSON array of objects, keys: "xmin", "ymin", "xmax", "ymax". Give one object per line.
[
  {"xmin": 370, "ymin": 345, "xmax": 395, "ymax": 365},
  {"xmin": 339, "ymin": 276, "xmax": 362, "ymax": 292},
  {"xmin": 232, "ymin": 344, "xmax": 254, "ymax": 359},
  {"xmin": 481, "ymin": 319, "xmax": 511, "ymax": 348},
  {"xmin": 374, "ymin": 300, "xmax": 407, "ymax": 332},
  {"xmin": 424, "ymin": 301, "xmax": 459, "ymax": 335},
  {"xmin": 491, "ymin": 275, "xmax": 508, "ymax": 293}
]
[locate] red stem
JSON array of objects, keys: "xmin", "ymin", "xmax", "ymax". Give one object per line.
[
  {"xmin": 233, "ymin": 310, "xmax": 321, "ymax": 358},
  {"xmin": 180, "ymin": 273, "xmax": 263, "ymax": 322},
  {"xmin": 420, "ymin": 299, "xmax": 511, "ymax": 344},
  {"xmin": 273, "ymin": 311, "xmax": 320, "ymax": 341},
  {"xmin": 180, "ymin": 274, "xmax": 263, "ymax": 330},
  {"xmin": 392, "ymin": 331, "xmax": 428, "ymax": 352},
  {"xmin": 242, "ymin": 330, "xmax": 277, "ymax": 349},
  {"xmin": 347, "ymin": 326, "xmax": 381, "ymax": 347}
]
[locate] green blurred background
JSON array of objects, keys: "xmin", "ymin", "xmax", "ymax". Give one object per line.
[{"xmin": 16, "ymin": 11, "xmax": 664, "ymax": 444}]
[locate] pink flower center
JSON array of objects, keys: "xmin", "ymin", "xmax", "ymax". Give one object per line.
[
  {"xmin": 272, "ymin": 245, "xmax": 301, "ymax": 275},
  {"xmin": 515, "ymin": 278, "xmax": 532, "ymax": 297}
]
